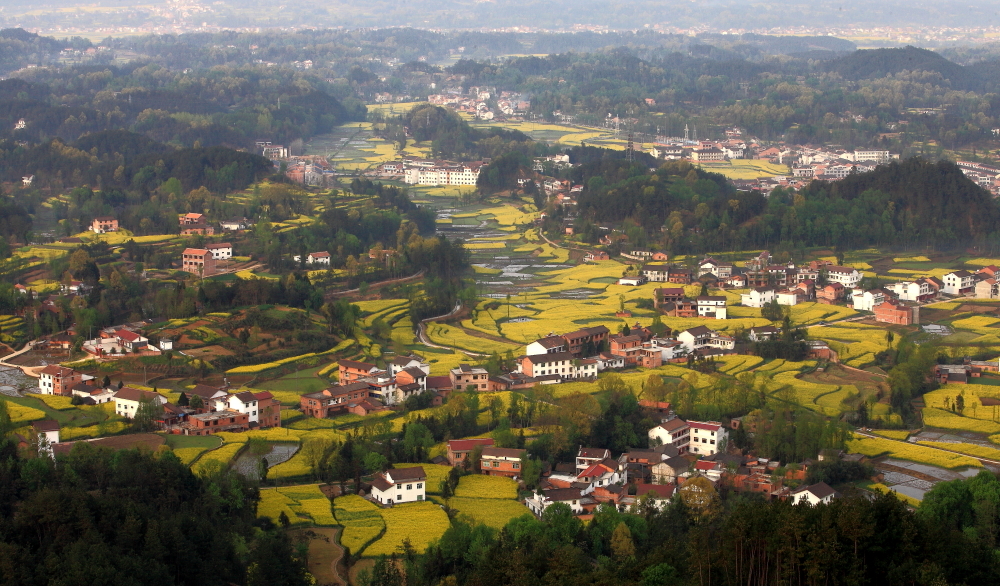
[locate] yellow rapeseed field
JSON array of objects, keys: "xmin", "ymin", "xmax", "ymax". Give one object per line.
[
  {"xmin": 366, "ymin": 501, "xmax": 450, "ymax": 556},
  {"xmin": 454, "ymin": 474, "xmax": 519, "ymax": 499},
  {"xmin": 846, "ymin": 435, "xmax": 981, "ymax": 469}
]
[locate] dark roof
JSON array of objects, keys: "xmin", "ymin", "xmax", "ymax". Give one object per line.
[
  {"xmin": 401, "ymin": 367, "xmax": 427, "ymax": 379},
  {"xmin": 387, "ymin": 466, "xmax": 426, "ymax": 481},
  {"xmin": 339, "ymin": 359, "xmax": 376, "ymax": 370},
  {"xmin": 524, "ymin": 351, "xmax": 576, "ymax": 364},
  {"xmin": 189, "ymin": 384, "xmax": 227, "ymax": 399},
  {"xmin": 482, "ymin": 447, "xmax": 526, "ymax": 459},
  {"xmin": 533, "ymin": 335, "xmax": 566, "ymax": 349},
  {"xmin": 32, "ymin": 420, "xmax": 60, "ymax": 432},
  {"xmin": 544, "ymin": 488, "xmax": 583, "ymax": 501},
  {"xmin": 578, "ymin": 447, "xmax": 610, "ymax": 459},
  {"xmin": 636, "ymin": 483, "xmax": 675, "ymax": 499},
  {"xmin": 661, "ymin": 456, "xmax": 690, "ymax": 470},
  {"xmin": 426, "ymin": 376, "xmax": 453, "ymax": 389},
  {"xmin": 233, "ymin": 391, "xmax": 257, "ymax": 403},
  {"xmin": 803, "ymin": 482, "xmax": 837, "ymax": 499},
  {"xmin": 114, "ymin": 387, "xmax": 163, "ymax": 403},
  {"xmin": 682, "ymin": 325, "xmax": 713, "ymax": 336},
  {"xmin": 448, "ymin": 438, "xmax": 495, "ymax": 451},
  {"xmin": 371, "ymin": 474, "xmax": 393, "ymax": 491}
]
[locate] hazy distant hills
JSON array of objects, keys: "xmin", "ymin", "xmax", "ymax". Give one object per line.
[
  {"xmin": 3, "ymin": 0, "xmax": 1000, "ymax": 32},
  {"xmin": 825, "ymin": 46, "xmax": 1000, "ymax": 92}
]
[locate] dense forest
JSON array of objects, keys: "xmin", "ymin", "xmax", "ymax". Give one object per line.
[
  {"xmin": 4, "ymin": 29, "xmax": 1000, "ymax": 151},
  {"xmin": 562, "ymin": 156, "xmax": 1000, "ymax": 254},
  {"xmin": 0, "ymin": 427, "xmax": 311, "ymax": 586},
  {"xmin": 385, "ymin": 472, "xmax": 1000, "ymax": 586}
]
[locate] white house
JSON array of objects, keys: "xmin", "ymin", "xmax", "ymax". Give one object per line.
[
  {"xmin": 113, "ymin": 387, "xmax": 167, "ymax": 418},
  {"xmin": 618, "ymin": 275, "xmax": 647, "ymax": 286},
  {"xmin": 976, "ymin": 278, "xmax": 1000, "ymax": 299},
  {"xmin": 696, "ymin": 296, "xmax": 727, "ymax": 319},
  {"xmin": 648, "ymin": 418, "xmax": 690, "ymax": 453},
  {"xmin": 634, "ymin": 483, "xmax": 676, "ymax": 509},
  {"xmin": 886, "ymin": 280, "xmax": 928, "ymax": 302},
  {"xmin": 370, "ymin": 467, "xmax": 427, "ymax": 504},
  {"xmin": 294, "ymin": 251, "xmax": 332, "ymax": 266},
  {"xmin": 774, "ymin": 290, "xmax": 801, "ymax": 306},
  {"xmin": 32, "ymin": 420, "xmax": 60, "ymax": 456},
  {"xmin": 741, "ymin": 287, "xmax": 775, "ymax": 308},
  {"xmin": 648, "ymin": 337, "xmax": 685, "ymax": 361},
  {"xmin": 641, "ymin": 264, "xmax": 671, "ymax": 282},
  {"xmin": 790, "ymin": 482, "xmax": 840, "ymax": 506},
  {"xmin": 596, "ymin": 352, "xmax": 626, "ymax": 371},
  {"xmin": 677, "ymin": 326, "xmax": 735, "ymax": 352},
  {"xmin": 687, "ymin": 421, "xmax": 728, "ymax": 456},
  {"xmin": 698, "ymin": 258, "xmax": 733, "ymax": 279},
  {"xmin": 526, "ymin": 335, "xmax": 568, "ymax": 356},
  {"xmin": 576, "ymin": 459, "xmax": 622, "ymax": 493},
  {"xmin": 206, "ymin": 242, "xmax": 233, "ymax": 260},
  {"xmin": 748, "ymin": 326, "xmax": 779, "ymax": 342},
  {"xmin": 825, "ymin": 266, "xmax": 862, "ymax": 288},
  {"xmin": 851, "ymin": 289, "xmax": 885, "ymax": 312},
  {"xmin": 943, "ymin": 271, "xmax": 975, "ymax": 295},
  {"xmin": 388, "ymin": 355, "xmax": 431, "ymax": 377},
  {"xmin": 525, "ymin": 488, "xmax": 587, "ymax": 516},
  {"xmin": 224, "ymin": 391, "xmax": 260, "ymax": 424}
]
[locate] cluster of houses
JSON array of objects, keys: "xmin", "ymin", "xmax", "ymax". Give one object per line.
[
  {"xmin": 610, "ymin": 250, "xmax": 1000, "ymax": 327},
  {"xmin": 371, "ymin": 157, "xmax": 488, "ymax": 186},
  {"xmin": 426, "ymin": 87, "xmax": 529, "ymax": 120},
  {"xmin": 283, "ymin": 156, "xmax": 336, "ymax": 186},
  {"xmin": 956, "ymin": 161, "xmax": 1000, "ymax": 197},
  {"xmin": 34, "ymin": 368, "xmax": 281, "ymax": 440},
  {"xmin": 79, "ymin": 322, "xmax": 169, "ymax": 358},
  {"xmin": 359, "ymin": 408, "xmax": 844, "ymax": 515}
]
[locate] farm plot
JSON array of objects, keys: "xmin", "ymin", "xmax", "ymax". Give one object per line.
[
  {"xmin": 846, "ymin": 435, "xmax": 982, "ymax": 469},
  {"xmin": 453, "ymin": 474, "xmax": 519, "ymax": 499},
  {"xmin": 366, "ymin": 502, "xmax": 451, "ymax": 557},
  {"xmin": 334, "ymin": 495, "xmax": 386, "ymax": 554},
  {"xmin": 448, "ymin": 497, "xmax": 532, "ymax": 529}
]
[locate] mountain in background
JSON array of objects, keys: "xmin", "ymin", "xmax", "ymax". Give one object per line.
[{"xmin": 2, "ymin": 0, "xmax": 1000, "ymax": 35}]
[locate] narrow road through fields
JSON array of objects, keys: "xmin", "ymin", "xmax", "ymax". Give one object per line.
[{"xmin": 417, "ymin": 302, "xmax": 489, "ymax": 357}]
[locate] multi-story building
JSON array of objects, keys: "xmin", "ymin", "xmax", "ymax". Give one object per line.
[
  {"xmin": 561, "ymin": 326, "xmax": 610, "ymax": 356},
  {"xmin": 182, "ymin": 410, "xmax": 250, "ymax": 435},
  {"xmin": 943, "ymin": 271, "xmax": 975, "ymax": 295},
  {"xmin": 741, "ymin": 287, "xmax": 775, "ymax": 308},
  {"xmin": 299, "ymin": 382, "xmax": 373, "ymax": 418},
  {"xmin": 339, "ymin": 360, "xmax": 379, "ymax": 382},
  {"xmin": 370, "ymin": 467, "xmax": 427, "ymax": 504},
  {"xmin": 91, "ymin": 216, "xmax": 119, "ymax": 233},
  {"xmin": 205, "ymin": 242, "xmax": 233, "ymax": 260},
  {"xmin": 181, "ymin": 248, "xmax": 217, "ymax": 276},
  {"xmin": 114, "ymin": 387, "xmax": 167, "ymax": 419},
  {"xmin": 480, "ymin": 447, "xmax": 526, "ymax": 477},
  {"xmin": 825, "ymin": 266, "xmax": 862, "ymax": 288},
  {"xmin": 447, "ymin": 438, "xmax": 495, "ymax": 466},
  {"xmin": 38, "ymin": 365, "xmax": 84, "ymax": 396},
  {"xmin": 874, "ymin": 300, "xmax": 916, "ymax": 325},
  {"xmin": 648, "ymin": 418, "xmax": 690, "ymax": 453},
  {"xmin": 696, "ymin": 296, "xmax": 727, "ymax": 319},
  {"xmin": 688, "ymin": 421, "xmax": 728, "ymax": 456},
  {"xmin": 450, "ymin": 364, "xmax": 489, "ymax": 391}
]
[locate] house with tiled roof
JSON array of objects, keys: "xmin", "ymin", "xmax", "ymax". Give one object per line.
[
  {"xmin": 790, "ymin": 482, "xmax": 840, "ymax": 505},
  {"xmin": 370, "ymin": 467, "xmax": 427, "ymax": 504},
  {"xmin": 480, "ymin": 447, "xmax": 526, "ymax": 477},
  {"xmin": 447, "ymin": 438, "xmax": 495, "ymax": 466},
  {"xmin": 300, "ymin": 382, "xmax": 372, "ymax": 418},
  {"xmin": 339, "ymin": 359, "xmax": 379, "ymax": 382},
  {"xmin": 688, "ymin": 421, "xmax": 728, "ymax": 456},
  {"xmin": 576, "ymin": 447, "xmax": 611, "ymax": 473},
  {"xmin": 114, "ymin": 387, "xmax": 167, "ymax": 418},
  {"xmin": 648, "ymin": 418, "xmax": 690, "ymax": 453},
  {"xmin": 115, "ymin": 329, "xmax": 148, "ymax": 352},
  {"xmin": 634, "ymin": 483, "xmax": 676, "ymax": 509},
  {"xmin": 38, "ymin": 365, "xmax": 84, "ymax": 396}
]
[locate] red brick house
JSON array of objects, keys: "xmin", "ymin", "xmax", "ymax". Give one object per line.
[
  {"xmin": 180, "ymin": 224, "xmax": 215, "ymax": 236},
  {"xmin": 38, "ymin": 365, "xmax": 83, "ymax": 396},
  {"xmin": 874, "ymin": 300, "xmax": 914, "ymax": 325},
  {"xmin": 181, "ymin": 248, "xmax": 217, "ymax": 276},
  {"xmin": 447, "ymin": 438, "xmax": 495, "ymax": 466},
  {"xmin": 254, "ymin": 391, "xmax": 281, "ymax": 428},
  {"xmin": 338, "ymin": 359, "xmax": 378, "ymax": 382},
  {"xmin": 562, "ymin": 326, "xmax": 610, "ymax": 356},
  {"xmin": 91, "ymin": 216, "xmax": 119, "ymax": 233},
  {"xmin": 299, "ymin": 382, "xmax": 372, "ymax": 418},
  {"xmin": 179, "ymin": 213, "xmax": 205, "ymax": 225},
  {"xmin": 816, "ymin": 282, "xmax": 845, "ymax": 302},
  {"xmin": 480, "ymin": 447, "xmax": 526, "ymax": 477},
  {"xmin": 179, "ymin": 410, "xmax": 250, "ymax": 435}
]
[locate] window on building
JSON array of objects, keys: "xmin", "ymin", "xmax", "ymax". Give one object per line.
[
  {"xmin": 417, "ymin": 483, "xmax": 422, "ymax": 489},
  {"xmin": 407, "ymin": 484, "xmax": 412, "ymax": 490},
  {"xmin": 396, "ymin": 484, "xmax": 401, "ymax": 489}
]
